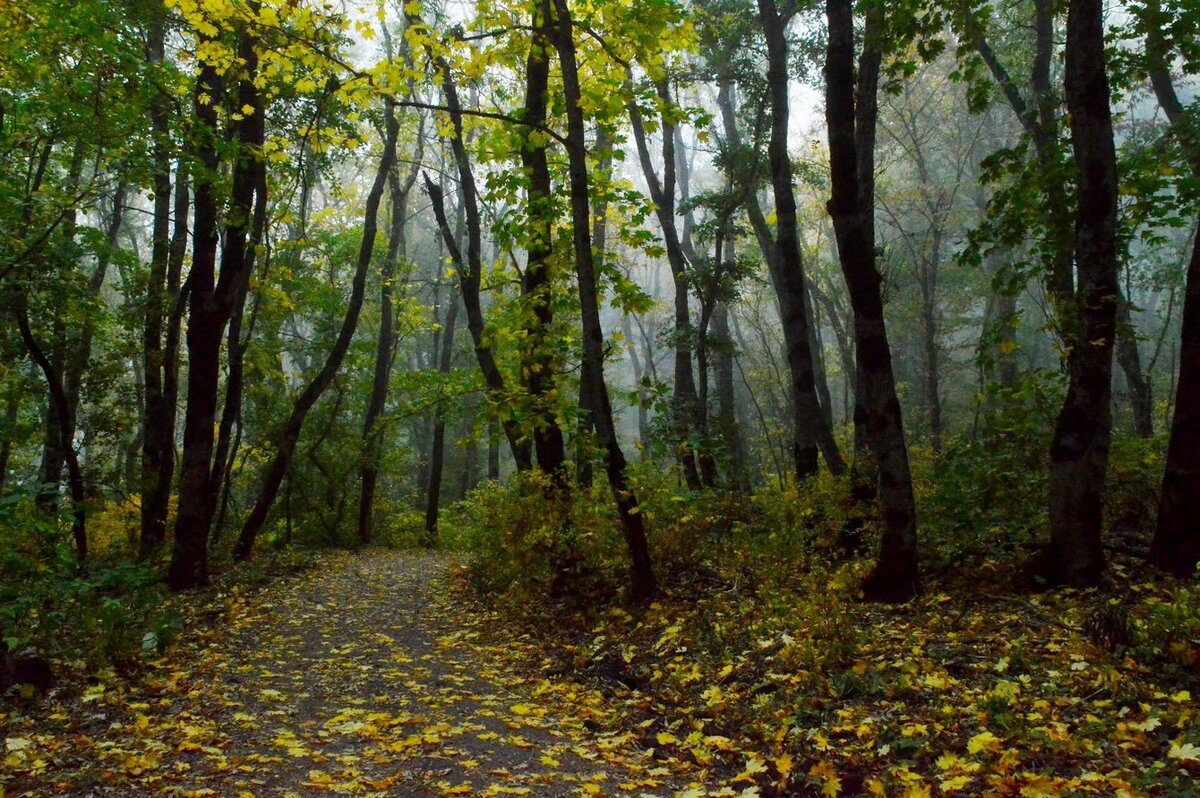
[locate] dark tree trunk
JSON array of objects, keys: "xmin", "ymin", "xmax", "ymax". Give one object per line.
[
  {"xmin": 210, "ymin": 169, "xmax": 268, "ymax": 546},
  {"xmin": 424, "ymin": 58, "xmax": 532, "ymax": 471},
  {"xmin": 712, "ymin": 301, "xmax": 750, "ymax": 493},
  {"xmin": 1147, "ymin": 5, "xmax": 1200, "ymax": 574},
  {"xmin": 969, "ymin": 0, "xmax": 1075, "ymax": 315},
  {"xmin": 1042, "ymin": 0, "xmax": 1120, "ymax": 587},
  {"xmin": 168, "ymin": 37, "xmax": 228, "ymax": 590},
  {"xmin": 716, "ymin": 70, "xmax": 843, "ymax": 478},
  {"xmin": 140, "ymin": 5, "xmax": 177, "ymax": 560},
  {"xmin": 825, "ymin": 0, "xmax": 919, "ymax": 601},
  {"xmin": 233, "ymin": 100, "xmax": 399, "ymax": 562},
  {"xmin": 577, "ymin": 126, "xmax": 614, "ymax": 488},
  {"xmin": 360, "ymin": 128, "xmax": 422, "ymax": 544},
  {"xmin": 35, "ymin": 147, "xmax": 82, "ymax": 512},
  {"xmin": 521, "ymin": 2, "xmax": 567, "ymax": 480},
  {"xmin": 550, "ymin": 0, "xmax": 655, "ymax": 599},
  {"xmin": 17, "ymin": 305, "xmax": 86, "ymax": 562},
  {"xmin": 622, "ymin": 312, "xmax": 651, "ymax": 453},
  {"xmin": 806, "ymin": 281, "xmax": 835, "ymax": 433},
  {"xmin": 424, "ymin": 289, "xmax": 460, "ymax": 538}
]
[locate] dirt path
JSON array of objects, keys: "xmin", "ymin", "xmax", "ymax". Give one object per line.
[{"xmin": 5, "ymin": 551, "xmax": 703, "ymax": 797}]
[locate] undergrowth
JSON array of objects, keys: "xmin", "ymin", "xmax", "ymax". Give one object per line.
[{"xmin": 445, "ymin": 430, "xmax": 1200, "ymax": 795}]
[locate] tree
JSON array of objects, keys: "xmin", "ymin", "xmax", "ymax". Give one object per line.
[
  {"xmin": 234, "ymin": 99, "xmax": 400, "ymax": 562},
  {"xmin": 169, "ymin": 6, "xmax": 260, "ymax": 588},
  {"xmin": 757, "ymin": 0, "xmax": 847, "ymax": 481},
  {"xmin": 550, "ymin": 0, "xmax": 655, "ymax": 599},
  {"xmin": 1041, "ymin": 0, "xmax": 1121, "ymax": 586},
  {"xmin": 824, "ymin": 0, "xmax": 919, "ymax": 601}
]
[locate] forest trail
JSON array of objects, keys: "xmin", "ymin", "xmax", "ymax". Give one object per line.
[{"xmin": 10, "ymin": 551, "xmax": 697, "ymax": 797}]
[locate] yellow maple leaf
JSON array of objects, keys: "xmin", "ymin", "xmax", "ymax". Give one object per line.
[{"xmin": 967, "ymin": 730, "xmax": 1001, "ymax": 755}]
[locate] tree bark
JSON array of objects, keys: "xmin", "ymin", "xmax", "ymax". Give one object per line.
[
  {"xmin": 716, "ymin": 68, "xmax": 843, "ymax": 478},
  {"xmin": 825, "ymin": 0, "xmax": 919, "ymax": 601},
  {"xmin": 17, "ymin": 304, "xmax": 86, "ymax": 562},
  {"xmin": 424, "ymin": 289, "xmax": 460, "ymax": 538},
  {"xmin": 140, "ymin": 4, "xmax": 177, "ymax": 560},
  {"xmin": 521, "ymin": 1, "xmax": 567, "ymax": 480},
  {"xmin": 1042, "ymin": 0, "xmax": 1120, "ymax": 587},
  {"xmin": 359, "ymin": 126, "xmax": 422, "ymax": 543},
  {"xmin": 168, "ymin": 30, "xmax": 228, "ymax": 590},
  {"xmin": 550, "ymin": 0, "xmax": 655, "ymax": 599},
  {"xmin": 1115, "ymin": 296, "xmax": 1153, "ymax": 437}
]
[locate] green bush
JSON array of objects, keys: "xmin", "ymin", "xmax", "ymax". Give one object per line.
[{"xmin": 0, "ymin": 491, "xmax": 176, "ymax": 673}]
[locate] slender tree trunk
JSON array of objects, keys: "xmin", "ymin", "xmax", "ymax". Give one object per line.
[
  {"xmin": 712, "ymin": 301, "xmax": 750, "ymax": 492},
  {"xmin": 233, "ymin": 99, "xmax": 399, "ymax": 562},
  {"xmin": 1042, "ymin": 0, "xmax": 1120, "ymax": 587},
  {"xmin": 423, "ymin": 59, "xmax": 532, "ymax": 471},
  {"xmin": 627, "ymin": 79, "xmax": 703, "ymax": 489},
  {"xmin": 716, "ymin": 66, "xmax": 843, "ymax": 478},
  {"xmin": 551, "ymin": 0, "xmax": 654, "ymax": 599},
  {"xmin": 1115, "ymin": 296, "xmax": 1153, "ymax": 437},
  {"xmin": 17, "ymin": 305, "xmax": 85, "ymax": 562},
  {"xmin": 424, "ymin": 289, "xmax": 460, "ymax": 538},
  {"xmin": 919, "ymin": 257, "xmax": 943, "ymax": 452},
  {"xmin": 806, "ymin": 281, "xmax": 835, "ymax": 433},
  {"xmin": 359, "ymin": 131, "xmax": 422, "ymax": 544},
  {"xmin": 140, "ymin": 6, "xmax": 176, "ymax": 560},
  {"xmin": 36, "ymin": 147, "xmax": 82, "ymax": 512},
  {"xmin": 210, "ymin": 171, "xmax": 267, "ymax": 546},
  {"xmin": 825, "ymin": 0, "xmax": 919, "ymax": 601}
]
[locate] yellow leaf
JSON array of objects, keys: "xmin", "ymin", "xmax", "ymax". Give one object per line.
[
  {"xmin": 775, "ymin": 751, "xmax": 794, "ymax": 778},
  {"xmin": 967, "ymin": 730, "xmax": 1001, "ymax": 755}
]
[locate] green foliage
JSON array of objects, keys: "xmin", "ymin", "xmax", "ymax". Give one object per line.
[
  {"xmin": 0, "ymin": 492, "xmax": 175, "ymax": 671},
  {"xmin": 919, "ymin": 373, "xmax": 1062, "ymax": 567}
]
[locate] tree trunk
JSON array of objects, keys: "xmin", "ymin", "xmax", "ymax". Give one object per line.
[
  {"xmin": 1148, "ymin": 4, "xmax": 1200, "ymax": 575},
  {"xmin": 716, "ymin": 68, "xmax": 843, "ymax": 478},
  {"xmin": 140, "ymin": 5, "xmax": 177, "ymax": 560},
  {"xmin": 1043, "ymin": 0, "xmax": 1120, "ymax": 587},
  {"xmin": 712, "ymin": 301, "xmax": 750, "ymax": 492},
  {"xmin": 17, "ymin": 304, "xmax": 86, "ymax": 562},
  {"xmin": 825, "ymin": 0, "xmax": 919, "ymax": 601},
  {"xmin": 424, "ymin": 289, "xmax": 460, "ymax": 538},
  {"xmin": 168, "ymin": 36, "xmax": 228, "ymax": 590},
  {"xmin": 1115, "ymin": 296, "xmax": 1153, "ymax": 438},
  {"xmin": 424, "ymin": 59, "xmax": 532, "ymax": 471},
  {"xmin": 627, "ymin": 79, "xmax": 703, "ymax": 489},
  {"xmin": 210, "ymin": 169, "xmax": 268, "ymax": 546},
  {"xmin": 521, "ymin": 2, "xmax": 567, "ymax": 480},
  {"xmin": 550, "ymin": 0, "xmax": 655, "ymax": 599},
  {"xmin": 233, "ymin": 99, "xmax": 399, "ymax": 562},
  {"xmin": 360, "ymin": 130, "xmax": 423, "ymax": 544}
]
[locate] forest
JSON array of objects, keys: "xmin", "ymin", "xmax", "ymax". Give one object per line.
[{"xmin": 1, "ymin": 0, "xmax": 1199, "ymax": 794}]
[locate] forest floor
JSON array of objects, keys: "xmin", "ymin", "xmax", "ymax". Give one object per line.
[
  {"xmin": 4, "ymin": 547, "xmax": 1200, "ymax": 797},
  {"xmin": 0, "ymin": 550, "xmax": 705, "ymax": 797}
]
